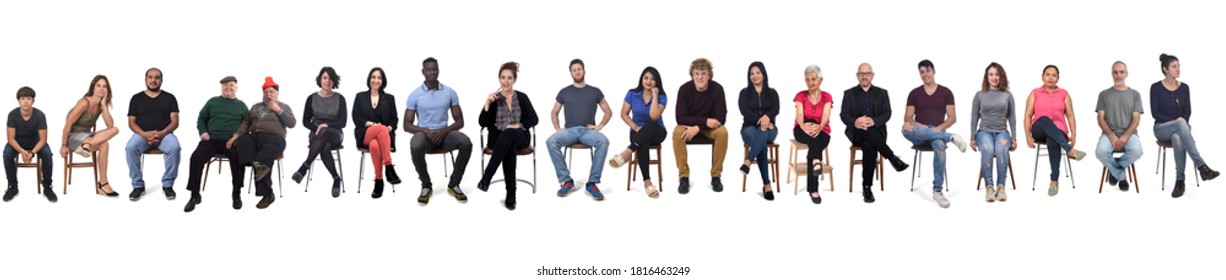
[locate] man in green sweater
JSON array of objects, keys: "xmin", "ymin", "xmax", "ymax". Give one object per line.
[{"xmin": 183, "ymin": 76, "xmax": 248, "ymax": 213}]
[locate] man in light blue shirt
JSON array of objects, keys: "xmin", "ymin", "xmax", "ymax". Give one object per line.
[{"xmin": 404, "ymin": 57, "xmax": 473, "ymax": 205}]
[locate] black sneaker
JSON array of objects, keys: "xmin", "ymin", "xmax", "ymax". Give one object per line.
[
  {"xmin": 129, "ymin": 187, "xmax": 145, "ymax": 201},
  {"xmin": 677, "ymin": 177, "xmax": 691, "ymax": 194},
  {"xmin": 863, "ymin": 186, "xmax": 876, "ymax": 203},
  {"xmin": 448, "ymin": 185, "xmax": 468, "ymax": 203},
  {"xmin": 1119, "ymin": 179, "xmax": 1130, "ymax": 192},
  {"xmin": 372, "ymin": 180, "xmax": 385, "ymax": 199},
  {"xmin": 385, "ymin": 165, "xmax": 402, "ymax": 185},
  {"xmin": 1172, "ymin": 180, "xmax": 1186, "ymax": 198},
  {"xmin": 43, "ymin": 186, "xmax": 57, "ymax": 203},
  {"xmin": 711, "ymin": 177, "xmax": 724, "ymax": 192},
  {"xmin": 890, "ymin": 157, "xmax": 910, "ymax": 172},
  {"xmin": 3, "ymin": 186, "xmax": 17, "ymax": 202},
  {"xmin": 1107, "ymin": 173, "xmax": 1119, "ymax": 186},
  {"xmin": 163, "ymin": 187, "xmax": 176, "ymax": 200},
  {"xmin": 417, "ymin": 187, "xmax": 432, "ymax": 204},
  {"xmin": 1198, "ymin": 165, "xmax": 1220, "ymax": 181},
  {"xmin": 232, "ymin": 193, "xmax": 242, "ymax": 209},
  {"xmin": 477, "ymin": 181, "xmax": 490, "ymax": 192}
]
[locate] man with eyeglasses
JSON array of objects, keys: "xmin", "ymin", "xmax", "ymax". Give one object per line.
[{"xmin": 840, "ymin": 63, "xmax": 910, "ymax": 203}]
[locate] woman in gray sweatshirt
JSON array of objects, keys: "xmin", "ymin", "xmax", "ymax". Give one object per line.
[{"xmin": 970, "ymin": 62, "xmax": 1016, "ymax": 203}]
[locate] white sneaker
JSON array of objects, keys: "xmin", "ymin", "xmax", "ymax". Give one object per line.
[
  {"xmin": 950, "ymin": 134, "xmax": 968, "ymax": 153},
  {"xmin": 985, "ymin": 185, "xmax": 996, "ymax": 203},
  {"xmin": 933, "ymin": 192, "xmax": 950, "ymax": 208},
  {"xmin": 996, "ymin": 185, "xmax": 1008, "ymax": 202}
]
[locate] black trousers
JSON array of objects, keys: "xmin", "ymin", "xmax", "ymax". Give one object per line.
[
  {"xmin": 793, "ymin": 126, "xmax": 831, "ymax": 192},
  {"xmin": 628, "ymin": 121, "xmax": 667, "ymax": 180},
  {"xmin": 233, "ymin": 133, "xmax": 287, "ymax": 195},
  {"xmin": 480, "ymin": 128, "xmax": 530, "ymax": 192},
  {"xmin": 185, "ymin": 139, "xmax": 244, "ymax": 193},
  {"xmin": 846, "ymin": 128, "xmax": 898, "ymax": 187}
]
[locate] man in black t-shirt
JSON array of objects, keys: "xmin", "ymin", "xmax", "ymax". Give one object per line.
[{"xmin": 124, "ymin": 68, "xmax": 182, "ymax": 202}]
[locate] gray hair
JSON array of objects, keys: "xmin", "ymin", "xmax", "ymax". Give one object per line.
[{"xmin": 804, "ymin": 64, "xmax": 822, "ymax": 79}]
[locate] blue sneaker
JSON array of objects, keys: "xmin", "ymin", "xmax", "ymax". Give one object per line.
[
  {"xmin": 585, "ymin": 183, "xmax": 605, "ymax": 201},
  {"xmin": 557, "ymin": 180, "xmax": 575, "ymax": 197}
]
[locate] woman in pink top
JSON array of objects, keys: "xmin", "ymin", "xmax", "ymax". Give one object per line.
[
  {"xmin": 792, "ymin": 65, "xmax": 833, "ymax": 205},
  {"xmin": 1024, "ymin": 65, "xmax": 1086, "ymax": 197}
]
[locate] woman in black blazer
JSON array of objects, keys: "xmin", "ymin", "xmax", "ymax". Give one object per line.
[{"xmin": 353, "ymin": 67, "xmax": 401, "ymax": 199}]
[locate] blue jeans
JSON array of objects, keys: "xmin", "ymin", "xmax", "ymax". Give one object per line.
[
  {"xmin": 902, "ymin": 125, "xmax": 950, "ymax": 192},
  {"xmin": 546, "ymin": 127, "xmax": 609, "ymax": 184},
  {"xmin": 126, "ymin": 132, "xmax": 181, "ymax": 189},
  {"xmin": 1154, "ymin": 118, "xmax": 1204, "ymax": 180},
  {"xmin": 1095, "ymin": 134, "xmax": 1143, "ymax": 180},
  {"xmin": 975, "ymin": 131, "xmax": 1011, "ymax": 186},
  {"xmin": 741, "ymin": 125, "xmax": 779, "ymax": 184},
  {"xmin": 1031, "ymin": 117, "xmax": 1072, "ymax": 181}
]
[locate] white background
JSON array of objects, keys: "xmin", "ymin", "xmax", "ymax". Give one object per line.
[{"xmin": 2, "ymin": 0, "xmax": 1224, "ymax": 279}]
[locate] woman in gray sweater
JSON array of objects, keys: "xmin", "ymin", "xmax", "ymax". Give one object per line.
[
  {"xmin": 970, "ymin": 62, "xmax": 1016, "ymax": 203},
  {"xmin": 291, "ymin": 67, "xmax": 348, "ymax": 198}
]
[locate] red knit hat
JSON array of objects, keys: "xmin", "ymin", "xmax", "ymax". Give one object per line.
[{"xmin": 262, "ymin": 76, "xmax": 279, "ymax": 90}]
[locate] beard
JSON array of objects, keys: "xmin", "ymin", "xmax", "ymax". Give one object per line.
[
  {"xmin": 573, "ymin": 77, "xmax": 584, "ymax": 83},
  {"xmin": 1114, "ymin": 80, "xmax": 1126, "ymax": 87}
]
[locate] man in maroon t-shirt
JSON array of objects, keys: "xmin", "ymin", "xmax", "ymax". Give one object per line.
[{"xmin": 901, "ymin": 60, "xmax": 968, "ymax": 209}]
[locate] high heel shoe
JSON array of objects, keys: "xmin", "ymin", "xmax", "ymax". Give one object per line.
[{"xmin": 96, "ymin": 182, "xmax": 118, "ymax": 197}]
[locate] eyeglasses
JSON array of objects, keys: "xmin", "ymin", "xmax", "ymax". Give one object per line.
[{"xmin": 856, "ymin": 72, "xmax": 874, "ymax": 77}]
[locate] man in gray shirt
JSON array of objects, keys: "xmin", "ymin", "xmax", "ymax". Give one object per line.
[
  {"xmin": 546, "ymin": 59, "xmax": 612, "ymax": 201},
  {"xmin": 1095, "ymin": 61, "xmax": 1144, "ymax": 191}
]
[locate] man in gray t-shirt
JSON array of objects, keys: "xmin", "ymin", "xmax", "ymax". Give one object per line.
[
  {"xmin": 546, "ymin": 59, "xmax": 613, "ymax": 200},
  {"xmin": 1095, "ymin": 61, "xmax": 1144, "ymax": 191}
]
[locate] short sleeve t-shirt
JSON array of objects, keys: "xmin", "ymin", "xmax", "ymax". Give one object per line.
[
  {"xmin": 406, "ymin": 83, "xmax": 460, "ymax": 130},
  {"xmin": 7, "ymin": 108, "xmax": 47, "ymax": 148},
  {"xmin": 624, "ymin": 90, "xmax": 667, "ymax": 128},
  {"xmin": 792, "ymin": 90, "xmax": 833, "ymax": 134},
  {"xmin": 1096, "ymin": 87, "xmax": 1144, "ymax": 136},
  {"xmin": 128, "ymin": 91, "xmax": 179, "ymax": 131},
  {"xmin": 907, "ymin": 85, "xmax": 955, "ymax": 127},
  {"xmin": 556, "ymin": 85, "xmax": 604, "ymax": 128}
]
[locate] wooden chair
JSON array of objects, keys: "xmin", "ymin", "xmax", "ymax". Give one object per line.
[
  {"xmin": 787, "ymin": 140, "xmax": 832, "ymax": 195},
  {"xmin": 626, "ymin": 145, "xmax": 663, "ymax": 192},
  {"xmin": 740, "ymin": 143, "xmax": 780, "ymax": 192},
  {"xmin": 14, "ymin": 157, "xmax": 43, "ymax": 193},
  {"xmin": 1099, "ymin": 151, "xmax": 1140, "ymax": 193},
  {"xmin": 63, "ymin": 127, "xmax": 100, "ymax": 195},
  {"xmin": 848, "ymin": 146, "xmax": 884, "ymax": 193}
]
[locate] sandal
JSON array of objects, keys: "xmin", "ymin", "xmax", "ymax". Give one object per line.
[
  {"xmin": 608, "ymin": 154, "xmax": 628, "ymax": 168},
  {"xmin": 644, "ymin": 183, "xmax": 659, "ymax": 198},
  {"xmin": 811, "ymin": 159, "xmax": 824, "ymax": 173},
  {"xmin": 96, "ymin": 182, "xmax": 118, "ymax": 197},
  {"xmin": 75, "ymin": 143, "xmax": 93, "ymax": 158}
]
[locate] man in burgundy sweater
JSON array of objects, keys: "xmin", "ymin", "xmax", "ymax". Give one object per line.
[{"xmin": 672, "ymin": 58, "xmax": 729, "ymax": 194}]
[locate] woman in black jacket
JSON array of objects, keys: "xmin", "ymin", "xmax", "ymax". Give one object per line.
[
  {"xmin": 477, "ymin": 62, "xmax": 539, "ymax": 211},
  {"xmin": 353, "ymin": 67, "xmax": 401, "ymax": 199},
  {"xmin": 737, "ymin": 61, "xmax": 780, "ymax": 201}
]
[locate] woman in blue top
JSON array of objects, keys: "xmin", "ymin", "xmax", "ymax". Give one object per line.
[
  {"xmin": 1151, "ymin": 53, "xmax": 1219, "ymax": 198},
  {"xmin": 607, "ymin": 67, "xmax": 667, "ymax": 198}
]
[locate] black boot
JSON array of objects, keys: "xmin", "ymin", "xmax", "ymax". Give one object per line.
[
  {"xmin": 863, "ymin": 186, "xmax": 876, "ymax": 203},
  {"xmin": 1198, "ymin": 165, "xmax": 1220, "ymax": 181},
  {"xmin": 372, "ymin": 180, "xmax": 385, "ymax": 199},
  {"xmin": 505, "ymin": 189, "xmax": 517, "ymax": 210},
  {"xmin": 385, "ymin": 165, "xmax": 402, "ymax": 185},
  {"xmin": 232, "ymin": 193, "xmax": 242, "ymax": 209},
  {"xmin": 1172, "ymin": 180, "xmax": 1186, "ymax": 198}
]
